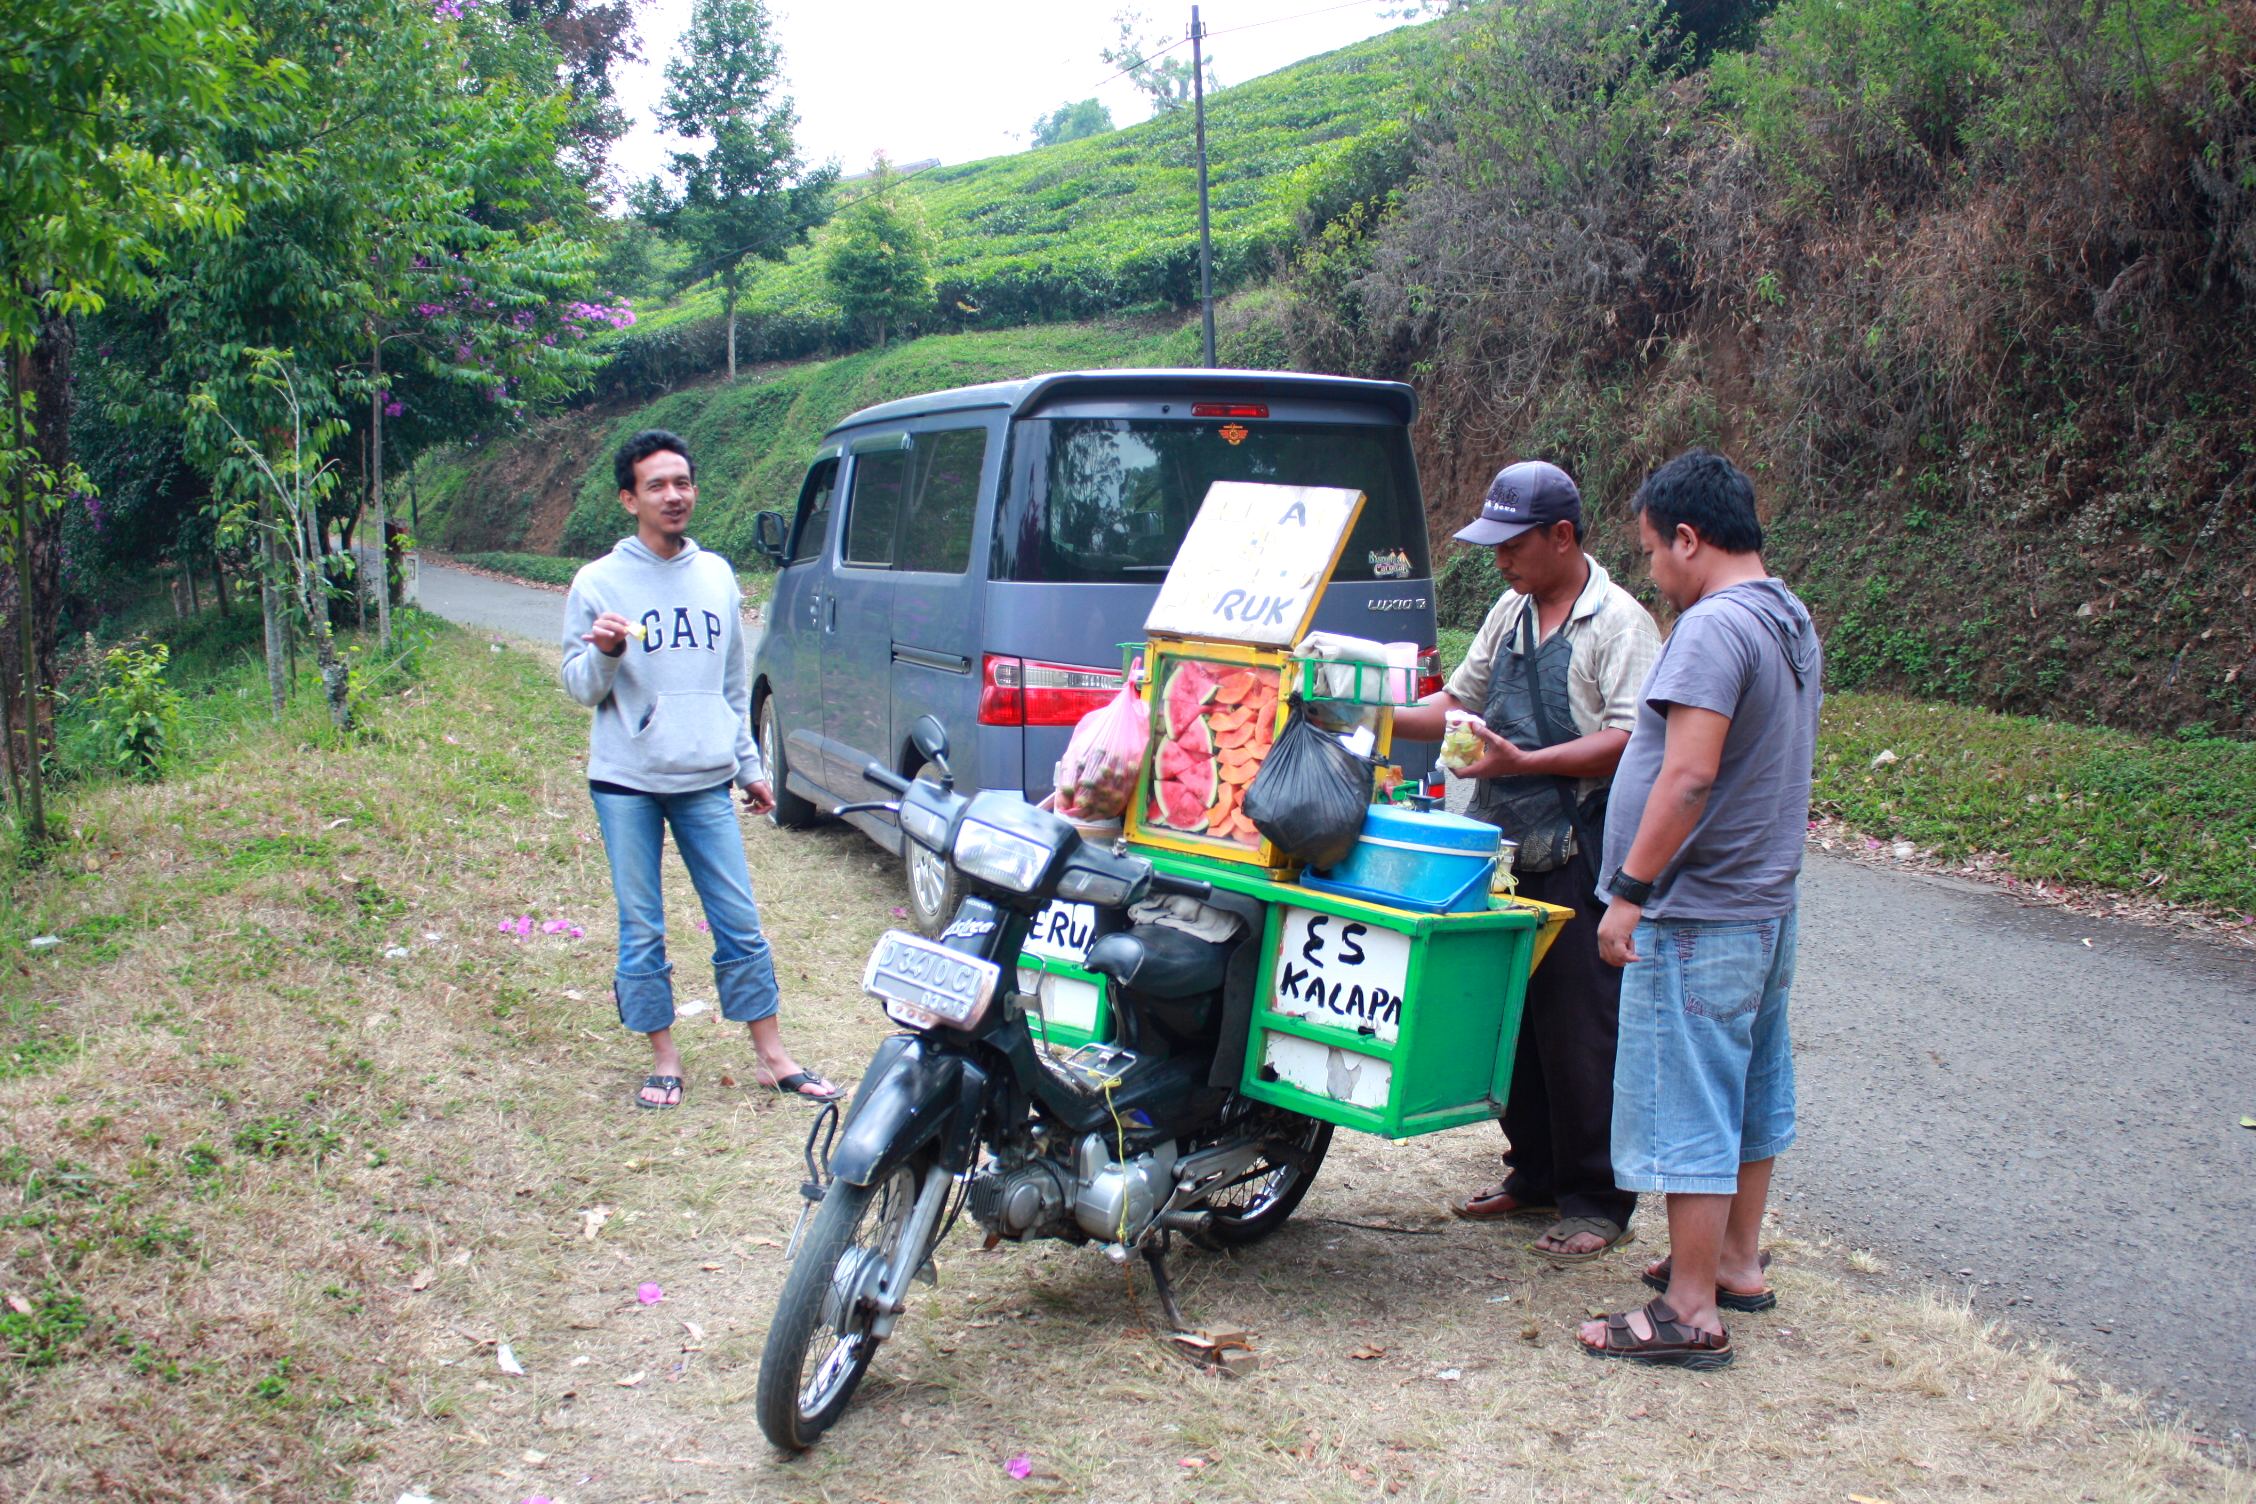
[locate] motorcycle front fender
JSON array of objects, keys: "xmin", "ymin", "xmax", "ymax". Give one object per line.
[{"xmin": 831, "ymin": 1033, "xmax": 988, "ymax": 1188}]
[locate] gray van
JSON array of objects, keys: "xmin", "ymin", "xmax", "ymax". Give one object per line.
[{"xmin": 748, "ymin": 368, "xmax": 1439, "ymax": 931}]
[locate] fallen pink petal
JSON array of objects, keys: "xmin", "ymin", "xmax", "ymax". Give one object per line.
[
  {"xmin": 636, "ymin": 1282, "xmax": 664, "ymax": 1306},
  {"xmin": 694, "ymin": 918, "xmax": 710, "ymax": 933},
  {"xmin": 515, "ymin": 915, "xmax": 535, "ymax": 937},
  {"xmin": 1006, "ymin": 1454, "xmax": 1033, "ymax": 1479},
  {"xmin": 892, "ymin": 907, "xmax": 908, "ymax": 919},
  {"xmin": 568, "ymin": 925, "xmax": 585, "ymax": 938},
  {"xmin": 542, "ymin": 919, "xmax": 571, "ymax": 934}
]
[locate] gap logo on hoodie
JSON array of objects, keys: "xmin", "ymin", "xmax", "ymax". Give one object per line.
[
  {"xmin": 1599, "ymin": 578, "xmax": 1823, "ymax": 921},
  {"xmin": 558, "ymin": 536, "xmax": 766, "ymax": 795},
  {"xmin": 634, "ymin": 606, "xmax": 727, "ymax": 654}
]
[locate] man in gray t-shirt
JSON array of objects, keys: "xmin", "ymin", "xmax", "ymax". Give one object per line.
[{"xmin": 1576, "ymin": 449, "xmax": 1823, "ymax": 1373}]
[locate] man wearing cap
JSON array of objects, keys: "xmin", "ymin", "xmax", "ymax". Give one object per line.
[{"xmin": 1396, "ymin": 460, "xmax": 1659, "ymax": 1261}]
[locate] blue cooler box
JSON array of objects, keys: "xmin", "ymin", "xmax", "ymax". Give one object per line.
[{"xmin": 1300, "ymin": 805, "xmax": 1501, "ymax": 913}]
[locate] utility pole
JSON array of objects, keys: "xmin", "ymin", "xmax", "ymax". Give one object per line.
[{"xmin": 1191, "ymin": 5, "xmax": 1215, "ymax": 369}]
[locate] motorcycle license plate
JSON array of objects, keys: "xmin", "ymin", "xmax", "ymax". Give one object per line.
[{"xmin": 862, "ymin": 930, "xmax": 1000, "ymax": 1030}]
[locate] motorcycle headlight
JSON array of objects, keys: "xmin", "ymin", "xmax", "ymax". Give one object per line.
[{"xmin": 952, "ymin": 819, "xmax": 1049, "ymax": 893}]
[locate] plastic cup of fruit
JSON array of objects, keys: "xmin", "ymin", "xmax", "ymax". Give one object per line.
[{"xmin": 1439, "ymin": 710, "xmax": 1487, "ymax": 773}]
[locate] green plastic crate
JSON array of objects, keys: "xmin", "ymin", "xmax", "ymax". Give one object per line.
[{"xmin": 1147, "ymin": 852, "xmax": 1564, "ymax": 1139}]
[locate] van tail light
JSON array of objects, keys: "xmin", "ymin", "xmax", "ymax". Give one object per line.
[
  {"xmin": 979, "ymin": 655, "xmax": 1124, "ymax": 727},
  {"xmin": 1417, "ymin": 646, "xmax": 1444, "ymax": 701},
  {"xmin": 1190, "ymin": 402, "xmax": 1268, "ymax": 419}
]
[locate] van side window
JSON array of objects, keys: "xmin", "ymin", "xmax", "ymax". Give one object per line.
[
  {"xmin": 786, "ymin": 458, "xmax": 838, "ymax": 565},
  {"xmin": 898, "ymin": 428, "xmax": 988, "ymax": 574},
  {"xmin": 843, "ymin": 446, "xmax": 909, "ymax": 568}
]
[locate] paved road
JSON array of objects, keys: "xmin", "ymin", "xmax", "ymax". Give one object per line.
[
  {"xmin": 414, "ymin": 558, "xmax": 572, "ymax": 645},
  {"xmin": 423, "ymin": 558, "xmax": 2256, "ymax": 1440}
]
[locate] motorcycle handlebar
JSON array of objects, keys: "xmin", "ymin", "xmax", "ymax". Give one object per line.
[
  {"xmin": 862, "ymin": 763, "xmax": 913, "ymax": 796},
  {"xmin": 1148, "ymin": 871, "xmax": 1212, "ymax": 902}
]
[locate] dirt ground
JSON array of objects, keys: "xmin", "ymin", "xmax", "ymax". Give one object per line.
[{"xmin": 2, "ymin": 637, "xmax": 2248, "ymax": 1504}]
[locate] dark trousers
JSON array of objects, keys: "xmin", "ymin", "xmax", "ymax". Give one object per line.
[{"xmin": 1496, "ymin": 861, "xmax": 1636, "ymax": 1228}]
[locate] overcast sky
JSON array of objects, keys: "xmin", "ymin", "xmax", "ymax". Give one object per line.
[{"xmin": 609, "ymin": 0, "xmax": 1418, "ymax": 191}]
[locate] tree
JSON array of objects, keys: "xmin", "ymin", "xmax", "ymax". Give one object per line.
[
  {"xmin": 1030, "ymin": 98, "xmax": 1115, "ymax": 148},
  {"xmin": 821, "ymin": 158, "xmax": 936, "ymax": 350},
  {"xmin": 643, "ymin": 0, "xmax": 835, "ymax": 381},
  {"xmin": 1101, "ymin": 8, "xmax": 1218, "ymax": 118},
  {"xmin": 0, "ymin": 0, "xmax": 274, "ymax": 844}
]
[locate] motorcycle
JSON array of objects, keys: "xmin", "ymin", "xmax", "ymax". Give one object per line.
[{"xmin": 755, "ymin": 717, "xmax": 1333, "ymax": 1451}]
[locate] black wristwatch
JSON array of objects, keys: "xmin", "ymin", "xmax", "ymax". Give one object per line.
[{"xmin": 1606, "ymin": 869, "xmax": 1655, "ymax": 905}]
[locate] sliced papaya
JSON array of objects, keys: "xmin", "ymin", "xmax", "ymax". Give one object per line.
[
  {"xmin": 1215, "ymin": 724, "xmax": 1255, "ymax": 751},
  {"xmin": 1208, "ymin": 706, "xmax": 1251, "ymax": 734},
  {"xmin": 1213, "ymin": 670, "xmax": 1258, "ymax": 704}
]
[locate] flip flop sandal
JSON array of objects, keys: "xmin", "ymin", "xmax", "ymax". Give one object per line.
[
  {"xmin": 1528, "ymin": 1215, "xmax": 1634, "ymax": 1263},
  {"xmin": 1450, "ymin": 1185, "xmax": 1558, "ymax": 1221},
  {"xmin": 1580, "ymin": 1298, "xmax": 1734, "ymax": 1370},
  {"xmin": 634, "ymin": 1074, "xmax": 683, "ymax": 1110},
  {"xmin": 760, "ymin": 1070, "xmax": 842, "ymax": 1103},
  {"xmin": 1642, "ymin": 1250, "xmax": 1777, "ymax": 1312}
]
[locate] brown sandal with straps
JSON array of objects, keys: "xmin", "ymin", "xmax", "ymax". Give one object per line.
[
  {"xmin": 1643, "ymin": 1251, "xmax": 1776, "ymax": 1312},
  {"xmin": 1579, "ymin": 1298, "xmax": 1734, "ymax": 1370}
]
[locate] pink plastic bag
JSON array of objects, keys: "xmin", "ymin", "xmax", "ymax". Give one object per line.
[{"xmin": 1053, "ymin": 678, "xmax": 1150, "ymax": 821}]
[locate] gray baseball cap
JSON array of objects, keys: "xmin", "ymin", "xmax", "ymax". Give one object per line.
[{"xmin": 1452, "ymin": 460, "xmax": 1582, "ymax": 545}]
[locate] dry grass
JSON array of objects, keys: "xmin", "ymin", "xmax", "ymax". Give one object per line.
[{"xmin": 2, "ymin": 628, "xmax": 2249, "ymax": 1503}]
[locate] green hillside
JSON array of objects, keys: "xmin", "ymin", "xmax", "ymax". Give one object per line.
[
  {"xmin": 593, "ymin": 25, "xmax": 1430, "ymax": 395},
  {"xmin": 416, "ymin": 315, "xmax": 1230, "ymax": 562}
]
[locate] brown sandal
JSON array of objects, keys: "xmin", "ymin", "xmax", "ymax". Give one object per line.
[
  {"xmin": 1580, "ymin": 1298, "xmax": 1733, "ymax": 1370},
  {"xmin": 1642, "ymin": 1251, "xmax": 1776, "ymax": 1312},
  {"xmin": 1449, "ymin": 1183, "xmax": 1557, "ymax": 1221},
  {"xmin": 1528, "ymin": 1215, "xmax": 1632, "ymax": 1263}
]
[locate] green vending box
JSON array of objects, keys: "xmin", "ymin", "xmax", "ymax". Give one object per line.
[
  {"xmin": 1015, "ymin": 899, "xmax": 1114, "ymax": 1052},
  {"xmin": 1148, "ymin": 854, "xmax": 1568, "ymax": 1140}
]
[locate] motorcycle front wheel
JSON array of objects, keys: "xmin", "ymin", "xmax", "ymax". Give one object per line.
[{"xmin": 756, "ymin": 1157, "xmax": 927, "ymax": 1450}]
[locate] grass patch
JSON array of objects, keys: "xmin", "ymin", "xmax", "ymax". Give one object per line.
[
  {"xmin": 1816, "ymin": 693, "xmax": 2256, "ymax": 913},
  {"xmin": 1, "ymin": 610, "xmax": 2245, "ymax": 1499}
]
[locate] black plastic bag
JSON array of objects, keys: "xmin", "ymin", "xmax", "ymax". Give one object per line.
[{"xmin": 1242, "ymin": 696, "xmax": 1373, "ymax": 870}]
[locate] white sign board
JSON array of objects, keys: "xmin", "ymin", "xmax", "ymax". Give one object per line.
[
  {"xmin": 1018, "ymin": 968, "xmax": 1102, "ymax": 1037},
  {"xmin": 1262, "ymin": 1033, "xmax": 1392, "ymax": 1110},
  {"xmin": 1022, "ymin": 901, "xmax": 1097, "ymax": 966},
  {"xmin": 1268, "ymin": 906, "xmax": 1412, "ymax": 1044},
  {"xmin": 1145, "ymin": 482, "xmax": 1367, "ymax": 648}
]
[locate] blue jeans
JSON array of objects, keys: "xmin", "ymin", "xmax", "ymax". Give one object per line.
[
  {"xmin": 590, "ymin": 784, "xmax": 781, "ymax": 1034},
  {"xmin": 1610, "ymin": 908, "xmax": 1799, "ymax": 1195}
]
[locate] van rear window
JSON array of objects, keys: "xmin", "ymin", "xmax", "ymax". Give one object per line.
[{"xmin": 994, "ymin": 418, "xmax": 1430, "ymax": 585}]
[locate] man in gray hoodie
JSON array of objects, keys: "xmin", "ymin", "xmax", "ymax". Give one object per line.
[
  {"xmin": 1577, "ymin": 449, "xmax": 1823, "ymax": 1370},
  {"xmin": 561, "ymin": 429, "xmax": 837, "ymax": 1110}
]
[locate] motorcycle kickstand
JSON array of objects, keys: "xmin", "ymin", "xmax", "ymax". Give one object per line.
[{"xmin": 1140, "ymin": 1232, "xmax": 1191, "ymax": 1335}]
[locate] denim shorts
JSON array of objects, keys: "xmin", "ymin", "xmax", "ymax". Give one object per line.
[{"xmin": 1610, "ymin": 908, "xmax": 1798, "ymax": 1195}]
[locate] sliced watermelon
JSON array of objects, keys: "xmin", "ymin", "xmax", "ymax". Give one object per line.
[
  {"xmin": 1162, "ymin": 661, "xmax": 1221, "ymax": 737},
  {"xmin": 1156, "ymin": 738, "xmax": 1206, "ymax": 782},
  {"xmin": 1156, "ymin": 776, "xmax": 1210, "ymax": 832}
]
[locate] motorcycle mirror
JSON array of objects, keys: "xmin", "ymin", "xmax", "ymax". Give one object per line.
[{"xmin": 909, "ymin": 715, "xmax": 952, "ymax": 785}]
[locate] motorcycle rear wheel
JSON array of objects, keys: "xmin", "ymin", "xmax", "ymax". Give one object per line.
[
  {"xmin": 756, "ymin": 1158, "xmax": 924, "ymax": 1450},
  {"xmin": 1199, "ymin": 1114, "xmax": 1332, "ymax": 1247}
]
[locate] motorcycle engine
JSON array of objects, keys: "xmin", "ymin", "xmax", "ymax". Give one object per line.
[
  {"xmin": 1072, "ymin": 1134, "xmax": 1178, "ymax": 1245},
  {"xmin": 968, "ymin": 1156, "xmax": 1072, "ymax": 1241}
]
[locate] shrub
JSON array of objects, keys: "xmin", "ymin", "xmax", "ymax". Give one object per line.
[{"xmin": 81, "ymin": 641, "xmax": 181, "ymax": 781}]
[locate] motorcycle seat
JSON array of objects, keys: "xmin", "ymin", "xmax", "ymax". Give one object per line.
[{"xmin": 1083, "ymin": 924, "xmax": 1229, "ymax": 1001}]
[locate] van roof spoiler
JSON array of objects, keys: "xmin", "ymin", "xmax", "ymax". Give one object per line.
[{"xmin": 825, "ymin": 368, "xmax": 1417, "ymax": 434}]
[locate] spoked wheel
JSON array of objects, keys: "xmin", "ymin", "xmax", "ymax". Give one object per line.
[
  {"xmin": 1198, "ymin": 1109, "xmax": 1332, "ymax": 1247},
  {"xmin": 756, "ymin": 1159, "xmax": 924, "ymax": 1450}
]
